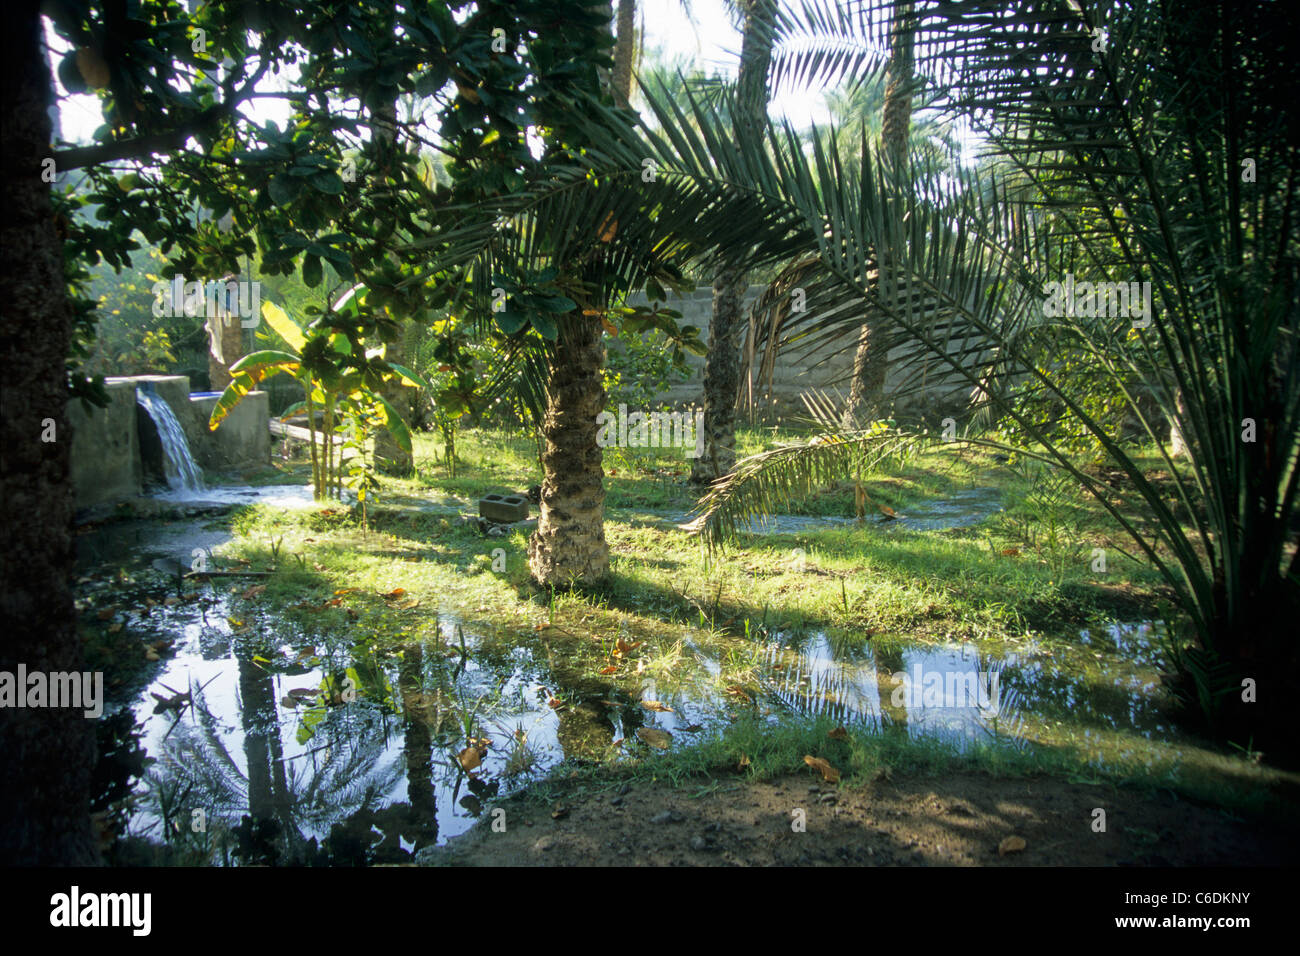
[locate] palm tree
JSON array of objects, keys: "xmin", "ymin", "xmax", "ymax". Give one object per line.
[
  {"xmin": 613, "ymin": 0, "xmax": 638, "ymax": 108},
  {"xmin": 691, "ymin": 0, "xmax": 779, "ymax": 485},
  {"xmin": 842, "ymin": 0, "xmax": 914, "ymax": 427}
]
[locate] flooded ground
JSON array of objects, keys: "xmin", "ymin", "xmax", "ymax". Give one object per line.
[{"xmin": 76, "ymin": 485, "xmax": 1193, "ymax": 865}]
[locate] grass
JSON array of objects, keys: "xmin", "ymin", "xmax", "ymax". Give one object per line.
[{"xmin": 84, "ymin": 423, "xmax": 1300, "ymax": 842}]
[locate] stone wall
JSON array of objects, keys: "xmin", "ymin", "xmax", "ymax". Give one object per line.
[
  {"xmin": 620, "ymin": 286, "xmax": 974, "ymax": 422},
  {"xmin": 67, "ymin": 379, "xmax": 142, "ymax": 509},
  {"xmin": 67, "ymin": 375, "xmax": 270, "ymax": 511}
]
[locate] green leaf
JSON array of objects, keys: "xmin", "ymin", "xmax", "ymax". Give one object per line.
[
  {"xmin": 530, "ymin": 312, "xmax": 558, "ymax": 340},
  {"xmin": 495, "ymin": 310, "xmax": 528, "ymax": 335},
  {"xmin": 268, "ymin": 174, "xmax": 298, "ymax": 206},
  {"xmin": 302, "ymin": 254, "xmax": 323, "ymax": 288}
]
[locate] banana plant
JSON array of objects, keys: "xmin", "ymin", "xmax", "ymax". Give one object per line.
[{"xmin": 209, "ymin": 291, "xmax": 431, "ymax": 500}]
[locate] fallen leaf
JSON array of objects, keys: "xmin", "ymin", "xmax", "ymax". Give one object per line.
[
  {"xmin": 680, "ymin": 723, "xmax": 703, "ymax": 733},
  {"xmin": 601, "ymin": 316, "xmax": 618, "ymax": 335},
  {"xmin": 738, "ymin": 754, "xmax": 751, "ymax": 769},
  {"xmin": 641, "ymin": 700, "xmax": 673, "ymax": 713},
  {"xmin": 828, "ymin": 726, "xmax": 850, "ymax": 740},
  {"xmin": 803, "ymin": 755, "xmax": 841, "ymax": 783},
  {"xmin": 381, "ymin": 588, "xmax": 406, "ymax": 600},
  {"xmin": 551, "ymin": 806, "xmax": 570, "ymax": 820},
  {"xmin": 288, "ymin": 688, "xmax": 318, "ymax": 701},
  {"xmin": 457, "ymin": 746, "xmax": 482, "ymax": 773},
  {"xmin": 613, "ymin": 638, "xmax": 643, "ymax": 658},
  {"xmin": 393, "ymin": 598, "xmax": 420, "ymax": 610},
  {"xmin": 279, "ymin": 696, "xmax": 299, "ymax": 708},
  {"xmin": 241, "ymin": 584, "xmax": 267, "ymax": 600},
  {"xmin": 1000, "ymin": 547, "xmax": 1021, "ymax": 557},
  {"xmin": 726, "ymin": 685, "xmax": 753, "ymax": 704},
  {"xmin": 879, "ymin": 505, "xmax": 898, "ymax": 519},
  {"xmin": 334, "ymin": 588, "xmax": 359, "ymax": 596},
  {"xmin": 998, "ymin": 835, "xmax": 1027, "ymax": 856},
  {"xmin": 598, "ymin": 665, "xmax": 618, "ymax": 675},
  {"xmin": 636, "ymin": 727, "xmax": 672, "ymax": 750}
]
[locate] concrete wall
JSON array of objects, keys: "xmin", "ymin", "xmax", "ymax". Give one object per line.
[
  {"xmin": 68, "ymin": 379, "xmax": 142, "ymax": 509},
  {"xmin": 68, "ymin": 375, "xmax": 271, "ymax": 510},
  {"xmin": 189, "ymin": 391, "xmax": 271, "ymax": 472},
  {"xmin": 621, "ymin": 286, "xmax": 974, "ymax": 422}
]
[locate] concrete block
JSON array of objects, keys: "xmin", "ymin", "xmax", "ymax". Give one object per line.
[{"xmin": 479, "ymin": 493, "xmax": 529, "ymax": 523}]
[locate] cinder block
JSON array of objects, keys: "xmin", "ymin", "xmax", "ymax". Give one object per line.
[{"xmin": 480, "ymin": 493, "xmax": 529, "ymax": 523}]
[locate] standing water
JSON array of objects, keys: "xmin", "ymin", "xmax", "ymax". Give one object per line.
[{"xmin": 136, "ymin": 388, "xmax": 205, "ymax": 494}]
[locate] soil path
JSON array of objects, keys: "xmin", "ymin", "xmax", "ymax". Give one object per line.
[{"xmin": 421, "ymin": 771, "xmax": 1295, "ymax": 866}]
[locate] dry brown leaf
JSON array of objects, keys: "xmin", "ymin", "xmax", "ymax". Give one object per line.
[
  {"xmin": 641, "ymin": 700, "xmax": 673, "ymax": 713},
  {"xmin": 601, "ymin": 316, "xmax": 618, "ymax": 335},
  {"xmin": 803, "ymin": 755, "xmax": 841, "ymax": 783},
  {"xmin": 998, "ymin": 835, "xmax": 1027, "ymax": 856},
  {"xmin": 613, "ymin": 638, "xmax": 643, "ymax": 658},
  {"xmin": 393, "ymin": 598, "xmax": 420, "ymax": 610},
  {"xmin": 598, "ymin": 213, "xmax": 618, "ymax": 242},
  {"xmin": 828, "ymin": 726, "xmax": 850, "ymax": 741},
  {"xmin": 457, "ymin": 746, "xmax": 482, "ymax": 773},
  {"xmin": 879, "ymin": 505, "xmax": 898, "ymax": 519},
  {"xmin": 598, "ymin": 665, "xmax": 618, "ymax": 675},
  {"xmin": 636, "ymin": 727, "xmax": 672, "ymax": 750},
  {"xmin": 242, "ymin": 584, "xmax": 267, "ymax": 600},
  {"xmin": 380, "ymin": 588, "xmax": 406, "ymax": 600}
]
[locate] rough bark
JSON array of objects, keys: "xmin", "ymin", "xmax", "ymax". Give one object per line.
[
  {"xmin": 0, "ymin": 1, "xmax": 100, "ymax": 865},
  {"xmin": 691, "ymin": 0, "xmax": 774, "ymax": 483},
  {"xmin": 371, "ymin": 97, "xmax": 415, "ymax": 477},
  {"xmin": 612, "ymin": 0, "xmax": 637, "ymax": 108},
  {"xmin": 690, "ymin": 271, "xmax": 744, "ymax": 483},
  {"xmin": 843, "ymin": 1, "xmax": 914, "ymax": 428},
  {"xmin": 528, "ymin": 315, "xmax": 610, "ymax": 585}
]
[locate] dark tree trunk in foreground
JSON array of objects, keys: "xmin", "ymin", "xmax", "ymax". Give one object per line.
[
  {"xmin": 843, "ymin": 1, "xmax": 915, "ymax": 427},
  {"xmin": 0, "ymin": 1, "xmax": 100, "ymax": 865},
  {"xmin": 528, "ymin": 314, "xmax": 610, "ymax": 585},
  {"xmin": 691, "ymin": 0, "xmax": 775, "ymax": 484}
]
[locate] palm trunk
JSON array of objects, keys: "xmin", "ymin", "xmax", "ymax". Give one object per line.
[
  {"xmin": 0, "ymin": 2, "xmax": 99, "ymax": 864},
  {"xmin": 691, "ymin": 0, "xmax": 775, "ymax": 483},
  {"xmin": 528, "ymin": 314, "xmax": 610, "ymax": 585},
  {"xmin": 612, "ymin": 0, "xmax": 637, "ymax": 108},
  {"xmin": 691, "ymin": 270, "xmax": 745, "ymax": 483},
  {"xmin": 843, "ymin": 1, "xmax": 915, "ymax": 428}
]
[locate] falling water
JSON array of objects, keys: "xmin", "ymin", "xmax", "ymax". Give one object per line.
[{"xmin": 136, "ymin": 388, "xmax": 205, "ymax": 494}]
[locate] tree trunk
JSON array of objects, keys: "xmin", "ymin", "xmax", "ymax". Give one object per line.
[
  {"xmin": 843, "ymin": 1, "xmax": 915, "ymax": 428},
  {"xmin": 1169, "ymin": 386, "xmax": 1188, "ymax": 457},
  {"xmin": 371, "ymin": 97, "xmax": 415, "ymax": 477},
  {"xmin": 528, "ymin": 314, "xmax": 610, "ymax": 585},
  {"xmin": 691, "ymin": 271, "xmax": 744, "ymax": 483},
  {"xmin": 691, "ymin": 0, "xmax": 774, "ymax": 483},
  {"xmin": 207, "ymin": 307, "xmax": 244, "ymax": 392},
  {"xmin": 0, "ymin": 1, "xmax": 100, "ymax": 865},
  {"xmin": 613, "ymin": 0, "xmax": 637, "ymax": 109}
]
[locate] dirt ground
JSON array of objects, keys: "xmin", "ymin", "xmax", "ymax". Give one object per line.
[{"xmin": 421, "ymin": 770, "xmax": 1297, "ymax": 866}]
